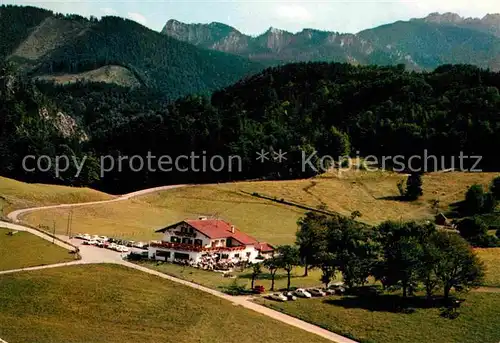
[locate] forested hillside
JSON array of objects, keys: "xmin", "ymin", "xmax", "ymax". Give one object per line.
[
  {"xmin": 0, "ymin": 5, "xmax": 262, "ymax": 98},
  {"xmin": 358, "ymin": 20, "xmax": 500, "ymax": 70},
  {"xmin": 0, "ymin": 6, "xmax": 53, "ymax": 59},
  {"xmin": 2, "ymin": 61, "xmax": 500, "ymax": 193}
]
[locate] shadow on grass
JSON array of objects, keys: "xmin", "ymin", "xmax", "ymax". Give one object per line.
[
  {"xmin": 376, "ymin": 195, "xmax": 408, "ymax": 202},
  {"xmin": 325, "ymin": 287, "xmax": 461, "ymax": 314},
  {"xmin": 238, "ymin": 273, "xmax": 289, "ymax": 281}
]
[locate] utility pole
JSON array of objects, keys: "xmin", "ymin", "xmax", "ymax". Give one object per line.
[
  {"xmin": 68, "ymin": 209, "xmax": 73, "ymax": 239},
  {"xmin": 66, "ymin": 209, "xmax": 73, "ymax": 238},
  {"xmin": 52, "ymin": 220, "xmax": 56, "ymax": 244}
]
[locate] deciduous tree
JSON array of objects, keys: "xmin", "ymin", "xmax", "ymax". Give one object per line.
[{"xmin": 276, "ymin": 245, "xmax": 300, "ymax": 290}]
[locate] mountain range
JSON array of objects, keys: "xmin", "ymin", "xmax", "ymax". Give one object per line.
[
  {"xmin": 4, "ymin": 5, "xmax": 500, "ymax": 97},
  {"xmin": 0, "ymin": 5, "xmax": 262, "ymax": 98},
  {"xmin": 162, "ymin": 12, "xmax": 500, "ymax": 70}
]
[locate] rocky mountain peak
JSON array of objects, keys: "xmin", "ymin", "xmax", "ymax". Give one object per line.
[
  {"xmin": 422, "ymin": 12, "xmax": 465, "ymax": 24},
  {"xmin": 481, "ymin": 13, "xmax": 500, "ymax": 26}
]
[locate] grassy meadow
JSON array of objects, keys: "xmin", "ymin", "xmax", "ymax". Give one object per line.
[
  {"xmin": 0, "ymin": 228, "xmax": 76, "ymax": 271},
  {"xmin": 0, "ymin": 264, "xmax": 330, "ymax": 343},
  {"xmin": 258, "ymin": 292, "xmax": 500, "ymax": 343},
  {"xmin": 134, "ymin": 261, "xmax": 337, "ymax": 292},
  {"xmin": 21, "ymin": 171, "xmax": 498, "ymax": 245},
  {"xmin": 23, "ymin": 185, "xmax": 305, "ymax": 244},
  {"xmin": 475, "ymin": 248, "xmax": 500, "ymax": 287},
  {"xmin": 0, "ymin": 176, "xmax": 113, "ymax": 217}
]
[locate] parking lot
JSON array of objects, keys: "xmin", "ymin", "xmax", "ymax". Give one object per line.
[{"xmin": 68, "ymin": 235, "xmax": 148, "ymax": 263}]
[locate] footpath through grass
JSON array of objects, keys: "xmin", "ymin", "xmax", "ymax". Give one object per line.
[
  {"xmin": 0, "ymin": 228, "xmax": 76, "ymax": 271},
  {"xmin": 134, "ymin": 261, "xmax": 338, "ymax": 292},
  {"xmin": 0, "ymin": 264, "xmax": 330, "ymax": 343},
  {"xmin": 257, "ymin": 292, "xmax": 500, "ymax": 343},
  {"xmin": 0, "ymin": 176, "xmax": 113, "ymax": 216}
]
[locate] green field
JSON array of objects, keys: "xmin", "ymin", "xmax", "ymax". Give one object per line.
[
  {"xmin": 22, "ymin": 172, "xmax": 499, "ymax": 245},
  {"xmin": 0, "ymin": 264, "xmax": 330, "ymax": 343},
  {"xmin": 475, "ymin": 248, "xmax": 500, "ymax": 287},
  {"xmin": 134, "ymin": 261, "xmax": 338, "ymax": 292},
  {"xmin": 0, "ymin": 228, "xmax": 76, "ymax": 271},
  {"xmin": 258, "ymin": 292, "xmax": 500, "ymax": 343},
  {"xmin": 0, "ymin": 176, "xmax": 113, "ymax": 217},
  {"xmin": 24, "ymin": 185, "xmax": 305, "ymax": 244}
]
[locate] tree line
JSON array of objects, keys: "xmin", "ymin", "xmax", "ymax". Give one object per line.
[
  {"xmin": 254, "ymin": 213, "xmax": 485, "ymax": 306},
  {"xmin": 453, "ymin": 176, "xmax": 500, "ymax": 247}
]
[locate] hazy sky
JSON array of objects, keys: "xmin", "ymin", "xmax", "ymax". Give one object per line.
[{"xmin": 7, "ymin": 0, "xmax": 500, "ymax": 35}]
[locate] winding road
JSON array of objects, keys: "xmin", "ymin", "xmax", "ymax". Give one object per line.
[{"xmin": 0, "ymin": 184, "xmax": 357, "ymax": 343}]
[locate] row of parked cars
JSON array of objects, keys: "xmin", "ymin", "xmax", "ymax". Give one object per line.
[
  {"xmin": 266, "ymin": 283, "xmax": 346, "ymax": 302},
  {"xmin": 74, "ymin": 234, "xmax": 148, "ymax": 253}
]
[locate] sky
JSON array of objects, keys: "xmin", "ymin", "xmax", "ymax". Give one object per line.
[{"xmin": 6, "ymin": 0, "xmax": 500, "ymax": 35}]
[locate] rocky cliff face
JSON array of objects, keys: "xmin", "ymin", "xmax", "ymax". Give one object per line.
[
  {"xmin": 161, "ymin": 12, "xmax": 500, "ymax": 70},
  {"xmin": 162, "ymin": 19, "xmax": 255, "ymax": 54},
  {"xmin": 419, "ymin": 12, "xmax": 500, "ymax": 37},
  {"xmin": 162, "ymin": 20, "xmax": 395, "ymax": 66}
]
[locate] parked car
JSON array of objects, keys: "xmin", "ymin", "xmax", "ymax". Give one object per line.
[
  {"xmin": 80, "ymin": 234, "xmax": 91, "ymax": 241},
  {"xmin": 268, "ymin": 293, "xmax": 287, "ymax": 302},
  {"xmin": 328, "ymin": 282, "xmax": 346, "ymax": 294},
  {"xmin": 253, "ymin": 285, "xmax": 265, "ymax": 294},
  {"xmin": 293, "ymin": 288, "xmax": 312, "ymax": 298},
  {"xmin": 114, "ymin": 245, "xmax": 129, "ymax": 252},
  {"xmin": 282, "ymin": 291, "xmax": 297, "ymax": 301},
  {"xmin": 323, "ymin": 288, "xmax": 337, "ymax": 295},
  {"xmin": 308, "ymin": 288, "xmax": 326, "ymax": 297},
  {"xmin": 107, "ymin": 243, "xmax": 118, "ymax": 251},
  {"xmin": 133, "ymin": 241, "xmax": 147, "ymax": 249},
  {"xmin": 83, "ymin": 239, "xmax": 98, "ymax": 245}
]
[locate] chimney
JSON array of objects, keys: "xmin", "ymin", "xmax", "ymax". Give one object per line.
[{"xmin": 231, "ymin": 225, "xmax": 235, "ymax": 233}]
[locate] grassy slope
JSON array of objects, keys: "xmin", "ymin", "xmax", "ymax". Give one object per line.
[
  {"xmin": 24, "ymin": 185, "xmax": 304, "ymax": 244},
  {"xmin": 35, "ymin": 65, "xmax": 141, "ymax": 87},
  {"xmin": 0, "ymin": 176, "xmax": 113, "ymax": 216},
  {"xmin": 0, "ymin": 264, "xmax": 329, "ymax": 343},
  {"xmin": 0, "ymin": 228, "xmax": 75, "ymax": 270},
  {"xmin": 475, "ymin": 248, "xmax": 500, "ymax": 287},
  {"xmin": 135, "ymin": 261, "xmax": 338, "ymax": 292},
  {"xmin": 258, "ymin": 293, "xmax": 500, "ymax": 343},
  {"xmin": 22, "ymin": 171, "xmax": 498, "ymax": 245},
  {"xmin": 229, "ymin": 171, "xmax": 499, "ymax": 225}
]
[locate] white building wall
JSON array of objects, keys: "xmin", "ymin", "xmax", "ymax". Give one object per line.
[
  {"xmin": 148, "ymin": 245, "xmax": 265, "ymax": 264},
  {"xmin": 148, "ymin": 246, "xmax": 203, "ymax": 263}
]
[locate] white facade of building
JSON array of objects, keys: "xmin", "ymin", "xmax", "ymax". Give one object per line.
[{"xmin": 147, "ymin": 219, "xmax": 272, "ymax": 264}]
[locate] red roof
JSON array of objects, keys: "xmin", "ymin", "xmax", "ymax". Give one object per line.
[
  {"xmin": 160, "ymin": 219, "xmax": 258, "ymax": 245},
  {"xmin": 186, "ymin": 220, "xmax": 258, "ymax": 245},
  {"xmin": 157, "ymin": 219, "xmax": 275, "ymax": 250},
  {"xmin": 255, "ymin": 242, "xmax": 274, "ymax": 253}
]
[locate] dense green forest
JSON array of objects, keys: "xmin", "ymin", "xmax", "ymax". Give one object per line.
[
  {"xmin": 0, "ymin": 6, "xmax": 53, "ymax": 59},
  {"xmin": 0, "ymin": 5, "xmax": 262, "ymax": 99},
  {"xmin": 2, "ymin": 61, "xmax": 500, "ymax": 193}
]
